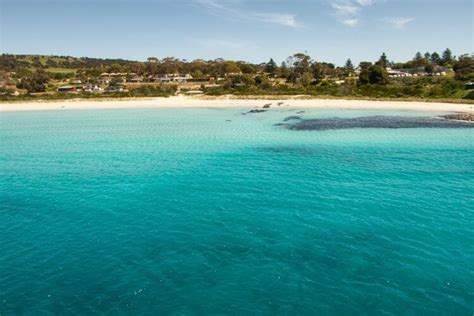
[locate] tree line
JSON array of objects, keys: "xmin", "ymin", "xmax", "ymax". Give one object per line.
[{"xmin": 1, "ymin": 49, "xmax": 473, "ymax": 99}]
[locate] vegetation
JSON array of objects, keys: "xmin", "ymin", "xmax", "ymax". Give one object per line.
[{"xmin": 1, "ymin": 49, "xmax": 473, "ymax": 102}]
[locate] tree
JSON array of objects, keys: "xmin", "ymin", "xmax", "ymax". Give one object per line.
[
  {"xmin": 358, "ymin": 62, "xmax": 372, "ymax": 85},
  {"xmin": 359, "ymin": 64, "xmax": 388, "ymax": 85},
  {"xmin": 254, "ymin": 75, "xmax": 271, "ymax": 89},
  {"xmin": 300, "ymin": 72, "xmax": 313, "ymax": 87},
  {"xmin": 191, "ymin": 70, "xmax": 204, "ymax": 80},
  {"xmin": 442, "ymin": 48, "xmax": 454, "ymax": 66},
  {"xmin": 413, "ymin": 52, "xmax": 428, "ymax": 68},
  {"xmin": 430, "ymin": 52, "xmax": 442, "ymax": 65},
  {"xmin": 279, "ymin": 62, "xmax": 290, "ymax": 78},
  {"xmin": 425, "ymin": 63, "xmax": 434, "ymax": 74},
  {"xmin": 292, "ymin": 53, "xmax": 311, "ymax": 74},
  {"xmin": 368, "ymin": 65, "xmax": 389, "ymax": 84},
  {"xmin": 453, "ymin": 55, "xmax": 474, "ymax": 80},
  {"xmin": 224, "ymin": 61, "xmax": 241, "ymax": 75},
  {"xmin": 344, "ymin": 58, "xmax": 354, "ymax": 72},
  {"xmin": 265, "ymin": 58, "xmax": 278, "ymax": 76},
  {"xmin": 377, "ymin": 53, "xmax": 389, "ymax": 69},
  {"xmin": 16, "ymin": 70, "xmax": 49, "ymax": 93},
  {"xmin": 147, "ymin": 57, "xmax": 159, "ymax": 63},
  {"xmin": 424, "ymin": 52, "xmax": 431, "ymax": 60}
]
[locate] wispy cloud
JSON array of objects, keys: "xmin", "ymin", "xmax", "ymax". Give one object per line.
[
  {"xmin": 355, "ymin": 0, "xmax": 374, "ymax": 6},
  {"xmin": 193, "ymin": 0, "xmax": 301, "ymax": 28},
  {"xmin": 253, "ymin": 13, "xmax": 299, "ymax": 28},
  {"xmin": 383, "ymin": 17, "xmax": 414, "ymax": 29},
  {"xmin": 342, "ymin": 18, "xmax": 359, "ymax": 27},
  {"xmin": 331, "ymin": 2, "xmax": 360, "ymax": 16},
  {"xmin": 329, "ymin": 0, "xmax": 377, "ymax": 27}
]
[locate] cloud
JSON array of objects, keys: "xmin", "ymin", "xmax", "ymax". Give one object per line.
[
  {"xmin": 253, "ymin": 13, "xmax": 299, "ymax": 28},
  {"xmin": 383, "ymin": 17, "xmax": 414, "ymax": 29},
  {"xmin": 331, "ymin": 2, "xmax": 360, "ymax": 16},
  {"xmin": 342, "ymin": 18, "xmax": 359, "ymax": 27},
  {"xmin": 356, "ymin": 0, "xmax": 374, "ymax": 6},
  {"xmin": 193, "ymin": 0, "xmax": 301, "ymax": 28},
  {"xmin": 330, "ymin": 0, "xmax": 377, "ymax": 27}
]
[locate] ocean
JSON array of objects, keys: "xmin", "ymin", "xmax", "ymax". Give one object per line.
[{"xmin": 1, "ymin": 107, "xmax": 473, "ymax": 315}]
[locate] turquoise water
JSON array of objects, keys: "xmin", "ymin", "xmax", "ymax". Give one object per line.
[{"xmin": 1, "ymin": 107, "xmax": 473, "ymax": 315}]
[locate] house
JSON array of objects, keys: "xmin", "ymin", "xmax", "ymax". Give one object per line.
[
  {"xmin": 128, "ymin": 76, "xmax": 143, "ymax": 83},
  {"xmin": 154, "ymin": 76, "xmax": 168, "ymax": 83},
  {"xmin": 387, "ymin": 68, "xmax": 411, "ymax": 78},
  {"xmin": 58, "ymin": 85, "xmax": 76, "ymax": 93},
  {"xmin": 433, "ymin": 66, "xmax": 452, "ymax": 76},
  {"xmin": 107, "ymin": 85, "xmax": 126, "ymax": 92},
  {"xmin": 83, "ymin": 85, "xmax": 103, "ymax": 93},
  {"xmin": 98, "ymin": 78, "xmax": 111, "ymax": 85},
  {"xmin": 154, "ymin": 75, "xmax": 172, "ymax": 83},
  {"xmin": 174, "ymin": 74, "xmax": 192, "ymax": 83}
]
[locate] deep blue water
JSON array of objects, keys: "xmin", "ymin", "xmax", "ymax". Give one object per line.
[{"xmin": 1, "ymin": 108, "xmax": 473, "ymax": 315}]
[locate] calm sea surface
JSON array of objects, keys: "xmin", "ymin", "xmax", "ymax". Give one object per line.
[{"xmin": 1, "ymin": 107, "xmax": 473, "ymax": 315}]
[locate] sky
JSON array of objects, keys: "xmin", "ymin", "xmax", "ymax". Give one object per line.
[{"xmin": 1, "ymin": 0, "xmax": 473, "ymax": 66}]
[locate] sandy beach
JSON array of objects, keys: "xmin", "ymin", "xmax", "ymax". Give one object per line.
[{"xmin": 1, "ymin": 95, "xmax": 473, "ymax": 113}]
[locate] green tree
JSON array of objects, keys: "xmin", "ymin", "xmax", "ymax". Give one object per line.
[
  {"xmin": 265, "ymin": 58, "xmax": 278, "ymax": 76},
  {"xmin": 377, "ymin": 53, "xmax": 389, "ymax": 69},
  {"xmin": 344, "ymin": 58, "xmax": 354, "ymax": 72},
  {"xmin": 368, "ymin": 65, "xmax": 389, "ymax": 84},
  {"xmin": 430, "ymin": 52, "xmax": 442, "ymax": 65},
  {"xmin": 255, "ymin": 75, "xmax": 271, "ymax": 89},
  {"xmin": 16, "ymin": 70, "xmax": 49, "ymax": 93},
  {"xmin": 292, "ymin": 53, "xmax": 311, "ymax": 74},
  {"xmin": 279, "ymin": 62, "xmax": 289, "ymax": 78},
  {"xmin": 359, "ymin": 63, "xmax": 388, "ymax": 85},
  {"xmin": 300, "ymin": 71, "xmax": 313, "ymax": 87},
  {"xmin": 191, "ymin": 70, "xmax": 204, "ymax": 79},
  {"xmin": 442, "ymin": 48, "xmax": 454, "ymax": 66},
  {"xmin": 224, "ymin": 61, "xmax": 241, "ymax": 75},
  {"xmin": 358, "ymin": 62, "xmax": 372, "ymax": 85},
  {"xmin": 453, "ymin": 55, "xmax": 474, "ymax": 80},
  {"xmin": 413, "ymin": 52, "xmax": 428, "ymax": 68}
]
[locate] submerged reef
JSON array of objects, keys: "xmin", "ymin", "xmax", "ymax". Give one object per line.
[{"xmin": 279, "ymin": 116, "xmax": 474, "ymax": 131}]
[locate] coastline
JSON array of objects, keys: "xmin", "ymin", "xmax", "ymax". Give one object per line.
[{"xmin": 1, "ymin": 95, "xmax": 473, "ymax": 113}]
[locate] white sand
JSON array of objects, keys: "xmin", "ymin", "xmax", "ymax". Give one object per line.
[{"xmin": 1, "ymin": 95, "xmax": 473, "ymax": 113}]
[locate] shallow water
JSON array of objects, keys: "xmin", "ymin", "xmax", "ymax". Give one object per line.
[{"xmin": 1, "ymin": 108, "xmax": 473, "ymax": 315}]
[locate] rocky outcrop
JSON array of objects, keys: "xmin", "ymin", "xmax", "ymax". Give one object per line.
[{"xmin": 443, "ymin": 113, "xmax": 474, "ymax": 122}]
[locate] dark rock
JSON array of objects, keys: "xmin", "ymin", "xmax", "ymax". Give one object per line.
[
  {"xmin": 297, "ymin": 111, "xmax": 305, "ymax": 114},
  {"xmin": 285, "ymin": 116, "xmax": 474, "ymax": 131},
  {"xmin": 248, "ymin": 109, "xmax": 267, "ymax": 113},
  {"xmin": 283, "ymin": 116, "xmax": 302, "ymax": 122},
  {"xmin": 263, "ymin": 103, "xmax": 271, "ymax": 108},
  {"xmin": 442, "ymin": 113, "xmax": 474, "ymax": 122}
]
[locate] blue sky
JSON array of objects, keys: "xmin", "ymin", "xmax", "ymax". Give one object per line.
[{"xmin": 1, "ymin": 0, "xmax": 472, "ymax": 66}]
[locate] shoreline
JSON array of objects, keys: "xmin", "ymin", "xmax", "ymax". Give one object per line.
[{"xmin": 1, "ymin": 95, "xmax": 473, "ymax": 113}]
